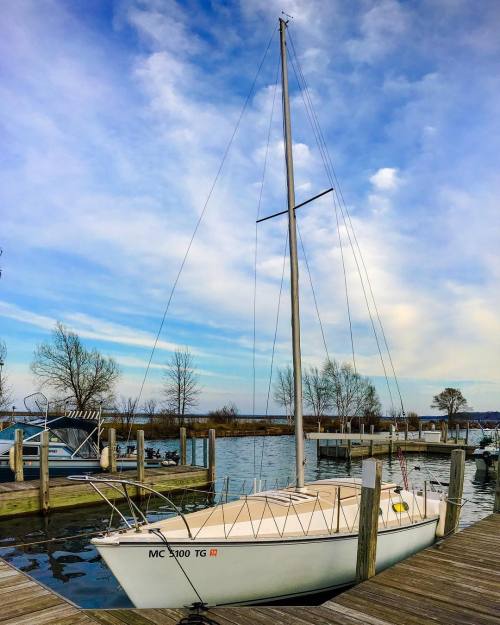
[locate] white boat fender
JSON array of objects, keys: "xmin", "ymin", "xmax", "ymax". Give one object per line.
[
  {"xmin": 435, "ymin": 499, "xmax": 447, "ymax": 537},
  {"xmin": 100, "ymin": 446, "xmax": 110, "ymax": 469},
  {"xmin": 8, "ymin": 445, "xmax": 15, "ymax": 473},
  {"xmin": 161, "ymin": 459, "xmax": 176, "ymax": 467}
]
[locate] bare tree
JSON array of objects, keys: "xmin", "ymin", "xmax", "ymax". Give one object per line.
[
  {"xmin": 0, "ymin": 340, "xmax": 13, "ymax": 412},
  {"xmin": 303, "ymin": 365, "xmax": 332, "ymax": 422},
  {"xmin": 143, "ymin": 398, "xmax": 158, "ymax": 436},
  {"xmin": 163, "ymin": 347, "xmax": 200, "ymax": 423},
  {"xmin": 431, "ymin": 388, "xmax": 470, "ymax": 427},
  {"xmin": 273, "ymin": 365, "xmax": 294, "ymax": 424},
  {"xmin": 323, "ymin": 359, "xmax": 378, "ymax": 429},
  {"xmin": 119, "ymin": 396, "xmax": 138, "ymax": 430},
  {"xmin": 31, "ymin": 322, "xmax": 120, "ymax": 411}
]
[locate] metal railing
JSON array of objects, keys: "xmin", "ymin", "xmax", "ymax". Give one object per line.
[{"xmin": 71, "ymin": 474, "xmax": 437, "ymax": 541}]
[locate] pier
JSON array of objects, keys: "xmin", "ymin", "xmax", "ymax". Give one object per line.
[
  {"xmin": 1, "ymin": 513, "xmax": 498, "ymax": 624},
  {"xmin": 308, "ymin": 432, "xmax": 476, "ymax": 460},
  {"xmin": 0, "ymin": 466, "xmax": 211, "ymax": 518}
]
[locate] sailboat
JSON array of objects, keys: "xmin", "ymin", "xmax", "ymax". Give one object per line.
[{"xmin": 83, "ymin": 19, "xmax": 446, "ymax": 608}]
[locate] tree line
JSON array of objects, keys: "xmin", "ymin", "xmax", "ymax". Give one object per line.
[
  {"xmin": 273, "ymin": 360, "xmax": 382, "ymax": 428},
  {"xmin": 0, "ymin": 323, "xmax": 473, "ymax": 425}
]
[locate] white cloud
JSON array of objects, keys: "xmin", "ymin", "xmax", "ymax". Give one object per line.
[{"xmin": 369, "ymin": 167, "xmax": 400, "ymax": 191}]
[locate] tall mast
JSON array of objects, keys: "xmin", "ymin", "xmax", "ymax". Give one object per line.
[{"xmin": 279, "ymin": 18, "xmax": 304, "ymax": 489}]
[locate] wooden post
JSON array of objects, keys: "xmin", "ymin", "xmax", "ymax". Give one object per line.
[
  {"xmin": 418, "ymin": 421, "xmax": 423, "ymax": 440},
  {"xmin": 465, "ymin": 421, "xmax": 470, "ymax": 445},
  {"xmin": 108, "ymin": 428, "xmax": 117, "ymax": 473},
  {"xmin": 208, "ymin": 428, "xmax": 216, "ymax": 485},
  {"xmin": 137, "ymin": 429, "xmax": 145, "ymax": 494},
  {"xmin": 317, "ymin": 420, "xmax": 321, "ymax": 458},
  {"xmin": 360, "ymin": 423, "xmax": 365, "ymax": 436},
  {"xmin": 494, "ymin": 455, "xmax": 500, "ymax": 513},
  {"xmin": 443, "ymin": 421, "xmax": 448, "ymax": 443},
  {"xmin": 180, "ymin": 427, "xmax": 187, "ymax": 465},
  {"xmin": 369, "ymin": 424, "xmax": 375, "ymax": 457},
  {"xmin": 404, "ymin": 422, "xmax": 409, "ymax": 441},
  {"xmin": 389, "ymin": 424, "xmax": 394, "ymax": 458},
  {"xmin": 346, "ymin": 422, "xmax": 352, "ymax": 461},
  {"xmin": 356, "ymin": 458, "xmax": 382, "ymax": 581},
  {"xmin": 455, "ymin": 424, "xmax": 459, "ymax": 444},
  {"xmin": 444, "ymin": 449, "xmax": 465, "ymax": 535},
  {"xmin": 203, "ymin": 437, "xmax": 208, "ymax": 467},
  {"xmin": 40, "ymin": 430, "xmax": 50, "ymax": 515},
  {"xmin": 14, "ymin": 428, "xmax": 24, "ymax": 482},
  {"xmin": 191, "ymin": 435, "xmax": 197, "ymax": 466}
]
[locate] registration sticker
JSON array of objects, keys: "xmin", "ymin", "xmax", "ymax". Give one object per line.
[{"xmin": 209, "ymin": 548, "xmax": 218, "ymax": 557}]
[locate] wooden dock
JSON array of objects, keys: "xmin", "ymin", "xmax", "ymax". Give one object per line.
[
  {"xmin": 317, "ymin": 439, "xmax": 476, "ymax": 459},
  {"xmin": 0, "ymin": 557, "xmax": 99, "ymax": 625},
  {"xmin": 0, "ymin": 465, "xmax": 210, "ymax": 518},
  {"xmin": 1, "ymin": 514, "xmax": 498, "ymax": 624}
]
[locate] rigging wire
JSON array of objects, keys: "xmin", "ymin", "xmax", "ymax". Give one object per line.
[
  {"xmin": 252, "ymin": 53, "xmax": 281, "ymax": 476},
  {"xmin": 287, "ymin": 31, "xmax": 403, "ymax": 414},
  {"xmin": 259, "ymin": 230, "xmax": 288, "ymax": 479},
  {"xmin": 296, "ymin": 222, "xmax": 330, "ymax": 362},
  {"xmin": 125, "ymin": 26, "xmax": 279, "ymax": 448}
]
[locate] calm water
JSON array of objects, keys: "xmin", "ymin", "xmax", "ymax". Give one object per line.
[{"xmin": 0, "ymin": 431, "xmax": 496, "ymax": 608}]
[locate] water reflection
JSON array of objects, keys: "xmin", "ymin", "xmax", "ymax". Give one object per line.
[{"xmin": 0, "ymin": 432, "xmax": 495, "ymax": 608}]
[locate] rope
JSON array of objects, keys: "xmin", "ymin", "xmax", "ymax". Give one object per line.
[
  {"xmin": 149, "ymin": 527, "xmax": 205, "ymax": 605},
  {"xmin": 252, "ymin": 52, "xmax": 280, "ymax": 476},
  {"xmin": 0, "ymin": 530, "xmax": 107, "ymax": 551},
  {"xmin": 125, "ymin": 26, "xmax": 279, "ymax": 448}
]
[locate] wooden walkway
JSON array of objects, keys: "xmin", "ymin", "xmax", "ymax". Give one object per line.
[
  {"xmin": 318, "ymin": 439, "xmax": 476, "ymax": 459},
  {"xmin": 0, "ymin": 557, "xmax": 99, "ymax": 625},
  {"xmin": 0, "ymin": 465, "xmax": 210, "ymax": 518},
  {"xmin": 1, "ymin": 514, "xmax": 498, "ymax": 624}
]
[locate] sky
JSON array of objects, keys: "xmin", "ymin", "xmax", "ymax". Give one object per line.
[{"xmin": 1, "ymin": 0, "xmax": 499, "ymax": 415}]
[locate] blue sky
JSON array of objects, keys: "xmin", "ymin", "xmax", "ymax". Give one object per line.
[{"xmin": 1, "ymin": 0, "xmax": 499, "ymax": 415}]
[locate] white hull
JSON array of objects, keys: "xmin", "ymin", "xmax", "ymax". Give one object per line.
[{"xmin": 96, "ymin": 517, "xmax": 438, "ymax": 607}]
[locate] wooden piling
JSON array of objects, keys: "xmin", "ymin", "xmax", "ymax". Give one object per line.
[
  {"xmin": 191, "ymin": 435, "xmax": 197, "ymax": 466},
  {"xmin": 39, "ymin": 430, "xmax": 50, "ymax": 515},
  {"xmin": 443, "ymin": 421, "xmax": 448, "ymax": 443},
  {"xmin": 360, "ymin": 423, "xmax": 365, "ymax": 436},
  {"xmin": 444, "ymin": 449, "xmax": 465, "ymax": 535},
  {"xmin": 136, "ymin": 430, "xmax": 145, "ymax": 495},
  {"xmin": 346, "ymin": 422, "xmax": 352, "ymax": 461},
  {"xmin": 418, "ymin": 421, "xmax": 423, "ymax": 440},
  {"xmin": 356, "ymin": 458, "xmax": 382, "ymax": 581},
  {"xmin": 369, "ymin": 424, "xmax": 374, "ymax": 457},
  {"xmin": 465, "ymin": 421, "xmax": 470, "ymax": 445},
  {"xmin": 389, "ymin": 424, "xmax": 394, "ymax": 458},
  {"xmin": 455, "ymin": 424, "xmax": 460, "ymax": 444},
  {"xmin": 203, "ymin": 437, "xmax": 208, "ymax": 467},
  {"xmin": 180, "ymin": 427, "xmax": 187, "ymax": 465},
  {"xmin": 494, "ymin": 454, "xmax": 500, "ymax": 513},
  {"xmin": 108, "ymin": 428, "xmax": 117, "ymax": 473},
  {"xmin": 404, "ymin": 422, "xmax": 409, "ymax": 441},
  {"xmin": 14, "ymin": 428, "xmax": 24, "ymax": 482},
  {"xmin": 208, "ymin": 428, "xmax": 216, "ymax": 485}
]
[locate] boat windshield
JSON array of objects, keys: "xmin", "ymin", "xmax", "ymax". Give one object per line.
[{"xmin": 0, "ymin": 423, "xmax": 43, "ymax": 441}]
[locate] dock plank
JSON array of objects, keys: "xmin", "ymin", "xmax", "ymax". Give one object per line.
[
  {"xmin": 0, "ymin": 558, "xmax": 100, "ymax": 625},
  {"xmin": 0, "ymin": 465, "xmax": 210, "ymax": 518}
]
